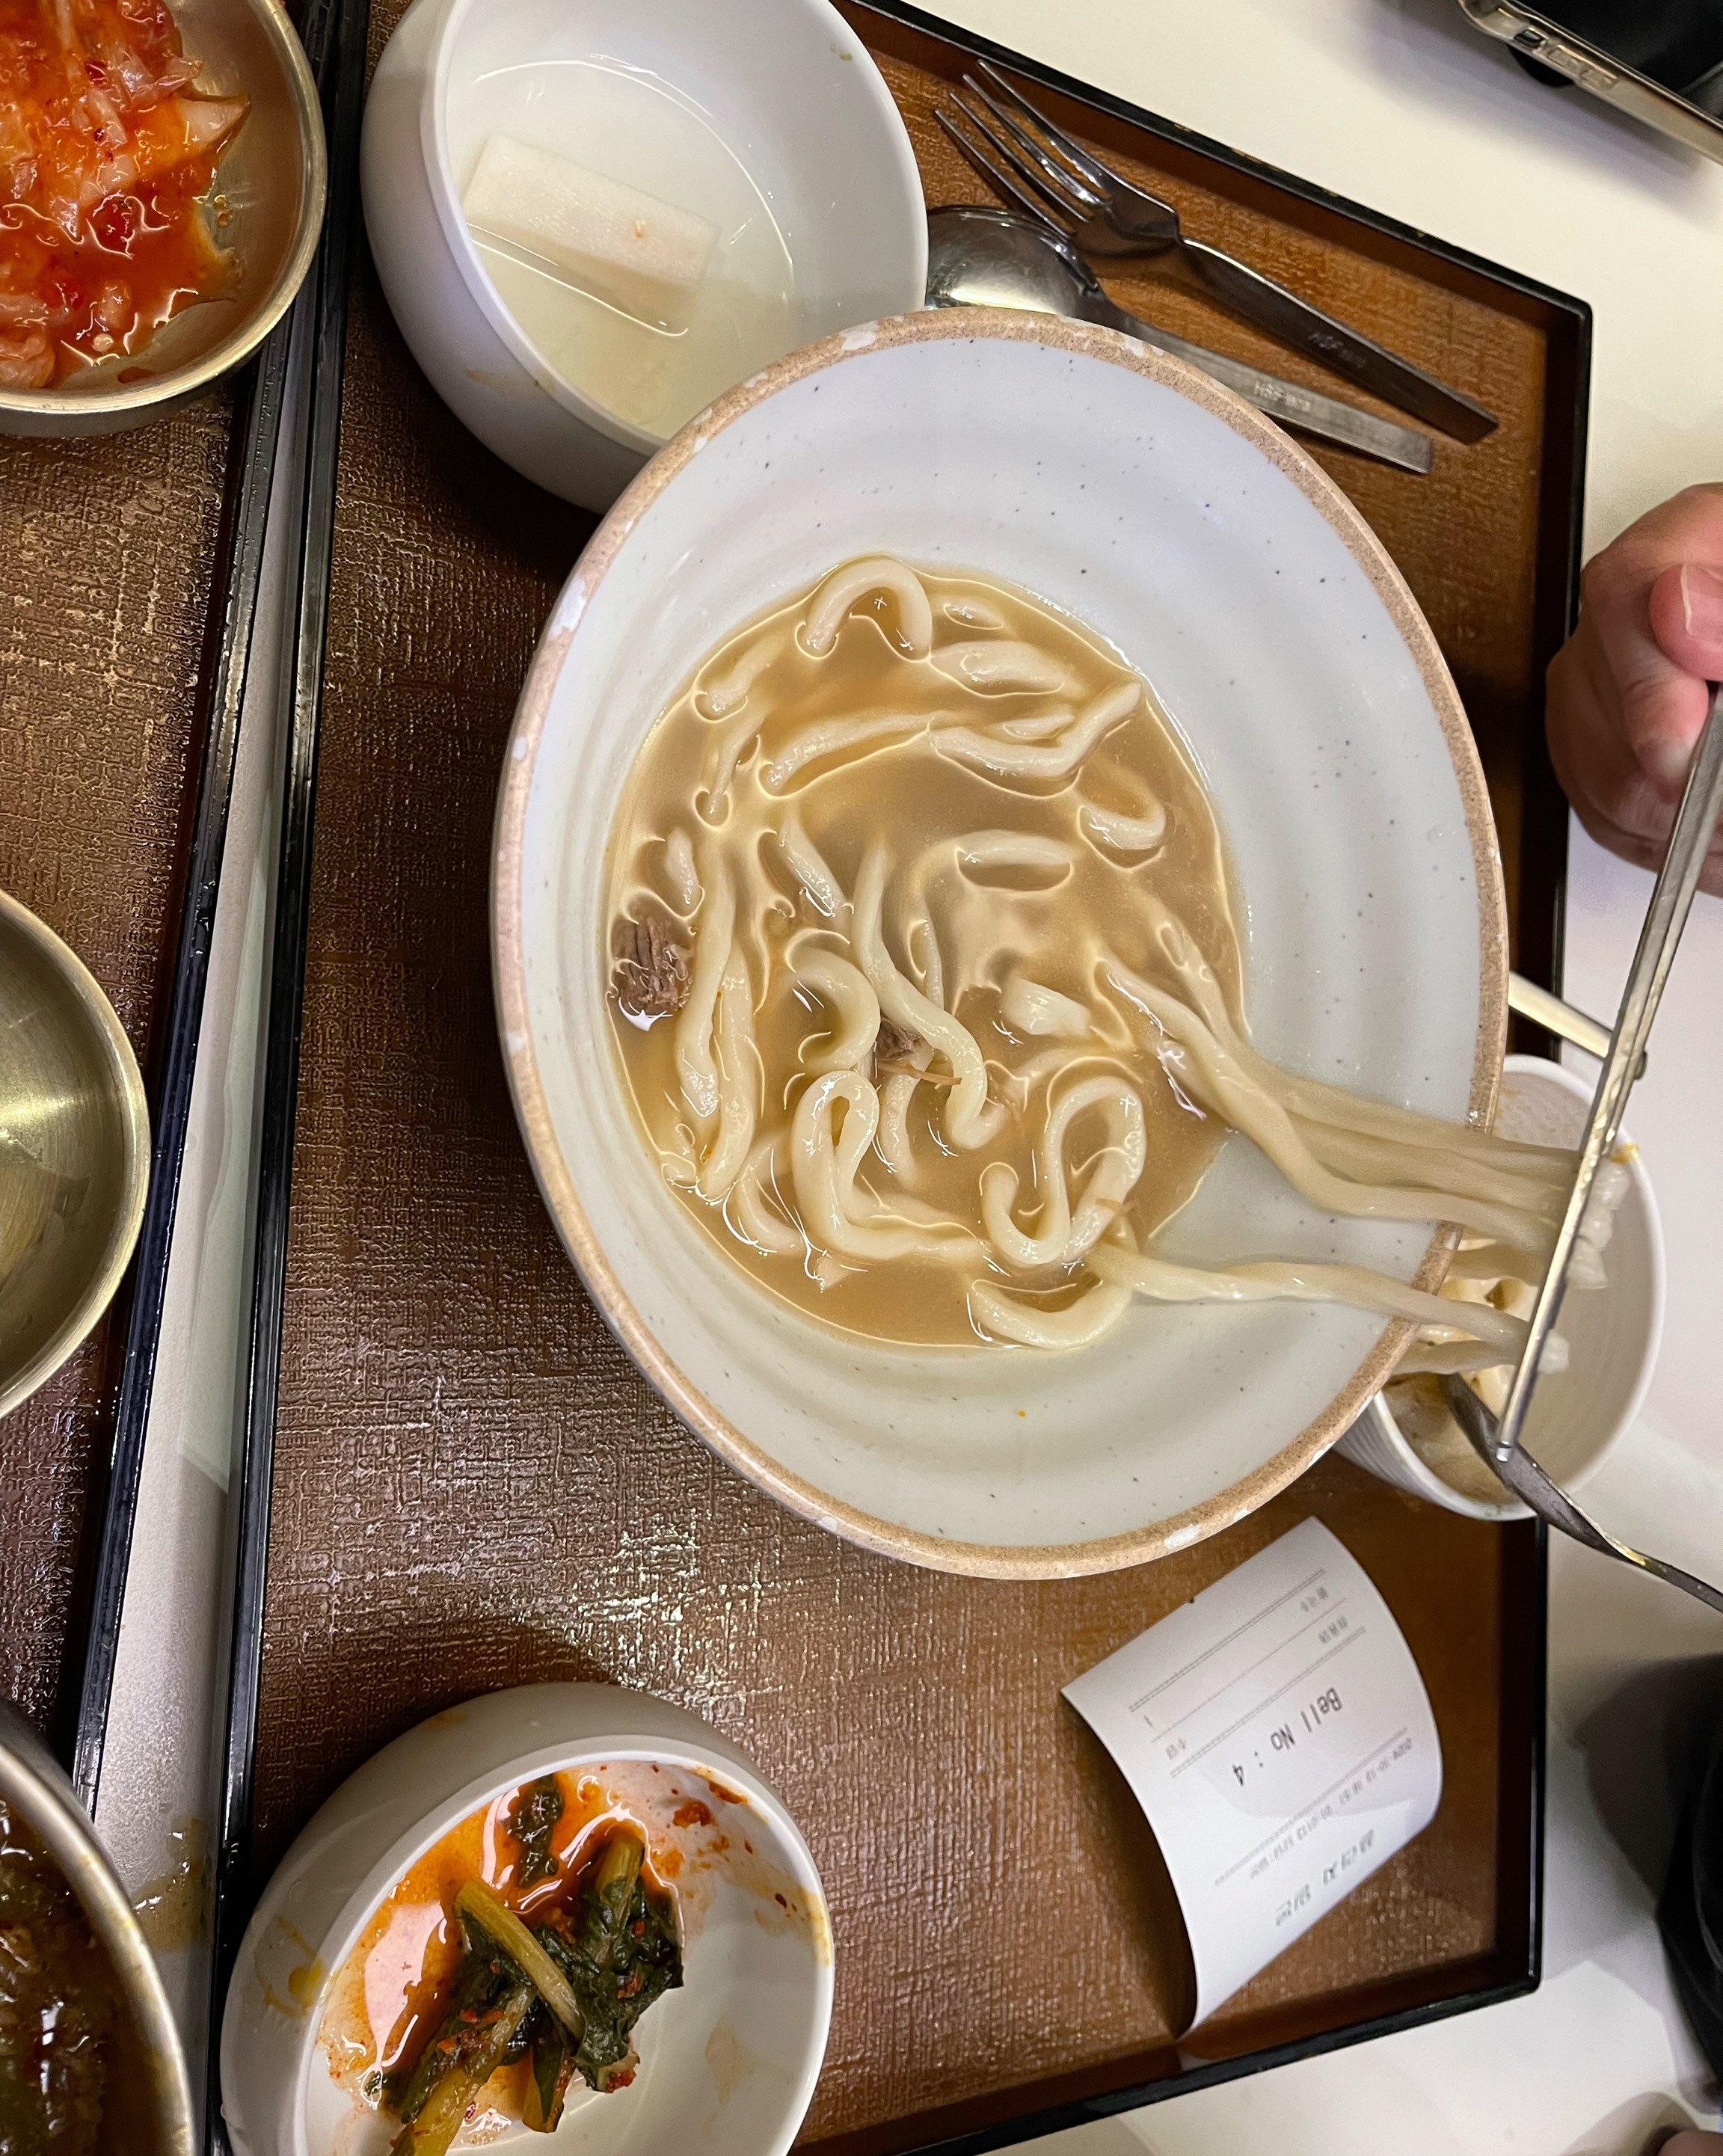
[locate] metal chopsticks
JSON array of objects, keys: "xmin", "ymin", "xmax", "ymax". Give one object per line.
[
  {"xmin": 1449, "ymin": 682, "xmax": 1723, "ymax": 1615},
  {"xmin": 1506, "ymin": 969, "xmax": 1638, "ymax": 1070}
]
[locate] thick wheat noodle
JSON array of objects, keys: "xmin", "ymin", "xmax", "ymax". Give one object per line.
[
  {"xmin": 995, "ymin": 1042, "xmax": 1081, "ymax": 1105},
  {"xmin": 1267, "ymin": 1052, "xmax": 1572, "ymax": 1193},
  {"xmin": 615, "ymin": 555, "xmax": 1594, "ymax": 1357},
  {"xmin": 795, "ymin": 950, "xmax": 880, "ymax": 1075},
  {"xmin": 943, "ymin": 595, "xmax": 1007, "ymax": 630},
  {"xmin": 1084, "ymin": 1245, "xmax": 1531, "ymax": 1358},
  {"xmin": 891, "ymin": 832, "xmax": 1074, "ymax": 991},
  {"xmin": 728, "ymin": 850, "xmax": 784, "ymax": 1019},
  {"xmin": 1001, "ymin": 974, "xmax": 1090, "ymax": 1038},
  {"xmin": 1080, "ymin": 799, "xmax": 1167, "ymax": 855},
  {"xmin": 761, "ymin": 710, "xmax": 941, "ymax": 793},
  {"xmin": 982, "ymin": 1076, "xmax": 1147, "ymax": 1271},
  {"xmin": 971, "ymin": 1274, "xmax": 1134, "ymax": 1348},
  {"xmin": 906, "ymin": 917, "xmax": 945, "ymax": 1009},
  {"xmin": 775, "ymin": 810, "xmax": 845, "ymax": 917},
  {"xmin": 938, "ymin": 679, "xmax": 1141, "ymax": 782},
  {"xmin": 662, "ymin": 828, "xmax": 700, "ymax": 912},
  {"xmin": 1103, "ymin": 956, "xmax": 1555, "ymax": 1251},
  {"xmin": 696, "ymin": 942, "xmax": 758, "ymax": 1202},
  {"xmin": 954, "ymin": 829, "xmax": 1077, "ymax": 880},
  {"xmin": 1293, "ymin": 1118, "xmax": 1566, "ymax": 1220},
  {"xmin": 852, "ymin": 844, "xmax": 1006, "ymax": 1151},
  {"xmin": 848, "ymin": 1182, "xmax": 955, "ymax": 1228},
  {"xmin": 876, "ymin": 1062, "xmax": 930, "ymax": 1184},
  {"xmin": 1395, "ymin": 1338, "xmax": 1526, "ymax": 1376},
  {"xmin": 695, "ymin": 630, "xmax": 785, "ymax": 718},
  {"xmin": 674, "ymin": 867, "xmax": 736, "ymax": 1120},
  {"xmin": 701, "ymin": 711, "xmax": 763, "ymax": 815},
  {"xmin": 1133, "ymin": 893, "xmax": 1569, "ymax": 1182},
  {"xmin": 790, "ymin": 1071, "xmax": 971, "ymax": 1261},
  {"xmin": 660, "ymin": 1125, "xmax": 698, "ymax": 1187},
  {"xmin": 802, "ymin": 557, "xmax": 934, "ymax": 658},
  {"xmin": 1280, "ymin": 1063, "xmax": 1570, "ymax": 1175},
  {"xmin": 931, "ymin": 639, "xmax": 1068, "ymax": 693},
  {"xmin": 1127, "ymin": 892, "xmax": 1241, "ymax": 1031},
  {"xmin": 1000, "ymin": 705, "xmax": 1078, "ymax": 741},
  {"xmin": 891, "ymin": 829, "xmax": 1073, "ymax": 1008},
  {"xmin": 1130, "ymin": 894, "xmax": 1549, "ymax": 1177},
  {"xmin": 876, "ymin": 1015, "xmax": 940, "ymax": 1185},
  {"xmin": 731, "ymin": 1137, "xmax": 800, "ymax": 1256},
  {"xmin": 1078, "ymin": 756, "xmax": 1168, "ymax": 855},
  {"xmin": 1176, "ymin": 1016, "xmax": 1550, "ymax": 1253}
]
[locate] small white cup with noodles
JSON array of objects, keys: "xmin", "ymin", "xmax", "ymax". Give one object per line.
[{"xmin": 1339, "ymin": 1054, "xmax": 1665, "ymax": 1522}]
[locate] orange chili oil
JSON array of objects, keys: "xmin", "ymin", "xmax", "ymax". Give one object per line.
[
  {"xmin": 0, "ymin": 0, "xmax": 245, "ymax": 387},
  {"xmin": 321, "ymin": 1774, "xmax": 668, "ymax": 2109}
]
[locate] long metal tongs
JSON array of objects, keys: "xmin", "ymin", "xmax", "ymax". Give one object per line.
[{"xmin": 1444, "ymin": 682, "xmax": 1723, "ymax": 1615}]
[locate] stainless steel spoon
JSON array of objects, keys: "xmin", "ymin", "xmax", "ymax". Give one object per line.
[{"xmin": 925, "ymin": 205, "xmax": 1434, "ymax": 477}]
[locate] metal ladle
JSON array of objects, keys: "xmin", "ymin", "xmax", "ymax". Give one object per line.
[{"xmin": 924, "ymin": 203, "xmax": 1435, "ymax": 476}]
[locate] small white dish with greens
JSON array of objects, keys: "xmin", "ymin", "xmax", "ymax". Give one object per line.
[{"xmin": 222, "ymin": 1685, "xmax": 831, "ymax": 2156}]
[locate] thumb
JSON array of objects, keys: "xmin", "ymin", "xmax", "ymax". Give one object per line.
[
  {"xmin": 1651, "ymin": 560, "xmax": 1723, "ymax": 678},
  {"xmin": 1628, "ymin": 562, "xmax": 1723, "ymax": 792}
]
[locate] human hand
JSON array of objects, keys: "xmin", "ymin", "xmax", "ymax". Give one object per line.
[{"xmin": 1545, "ymin": 483, "xmax": 1723, "ymax": 896}]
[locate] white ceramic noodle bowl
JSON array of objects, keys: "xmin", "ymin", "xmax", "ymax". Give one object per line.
[
  {"xmin": 360, "ymin": 0, "xmax": 927, "ymax": 509},
  {"xmin": 221, "ymin": 1686, "xmax": 832, "ymax": 2156},
  {"xmin": 492, "ymin": 310, "xmax": 1506, "ymax": 1576}
]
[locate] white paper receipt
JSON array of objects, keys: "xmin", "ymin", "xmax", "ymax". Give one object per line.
[{"xmin": 1063, "ymin": 1517, "xmax": 1442, "ymax": 2024}]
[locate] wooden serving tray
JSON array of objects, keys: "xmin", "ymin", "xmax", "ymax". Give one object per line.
[
  {"xmin": 236, "ymin": 4, "xmax": 1586, "ymax": 2148},
  {"xmin": 0, "ymin": 0, "xmax": 1585, "ymax": 2143},
  {"xmin": 0, "ymin": 393, "xmax": 239, "ymax": 1741}
]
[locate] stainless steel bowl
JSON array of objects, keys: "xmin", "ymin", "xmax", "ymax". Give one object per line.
[
  {"xmin": 0, "ymin": 0, "xmax": 328, "ymax": 438},
  {"xmin": 0, "ymin": 1702, "xmax": 194, "ymax": 2155},
  {"xmin": 0, "ymin": 889, "xmax": 150, "ymax": 1420}
]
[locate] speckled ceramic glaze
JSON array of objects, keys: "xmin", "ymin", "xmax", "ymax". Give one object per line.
[
  {"xmin": 493, "ymin": 310, "xmax": 1507, "ymax": 1576},
  {"xmin": 221, "ymin": 1686, "xmax": 832, "ymax": 2156}
]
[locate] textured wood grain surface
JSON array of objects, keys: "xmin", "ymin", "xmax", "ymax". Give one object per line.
[
  {"xmin": 247, "ymin": 10, "xmax": 1570, "ymax": 2143},
  {"xmin": 0, "ymin": 394, "xmax": 234, "ymax": 1733}
]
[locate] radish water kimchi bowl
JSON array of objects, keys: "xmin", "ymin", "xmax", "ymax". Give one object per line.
[{"xmin": 0, "ymin": 0, "xmax": 324, "ymax": 433}]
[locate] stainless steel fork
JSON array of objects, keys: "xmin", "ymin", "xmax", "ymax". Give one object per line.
[{"xmin": 939, "ymin": 63, "xmax": 1499, "ymax": 445}]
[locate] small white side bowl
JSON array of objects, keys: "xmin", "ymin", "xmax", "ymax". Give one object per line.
[
  {"xmin": 360, "ymin": 0, "xmax": 927, "ymax": 510},
  {"xmin": 221, "ymin": 1685, "xmax": 832, "ymax": 2156},
  {"xmin": 1338, "ymin": 1054, "xmax": 1665, "ymax": 1521},
  {"xmin": 0, "ymin": 0, "xmax": 325, "ymax": 439}
]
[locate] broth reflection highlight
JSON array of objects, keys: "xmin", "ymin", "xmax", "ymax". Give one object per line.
[{"xmin": 603, "ymin": 558, "xmax": 1582, "ymax": 1365}]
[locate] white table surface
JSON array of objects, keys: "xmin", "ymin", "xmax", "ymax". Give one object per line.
[{"xmin": 96, "ymin": 1, "xmax": 1723, "ymax": 2147}]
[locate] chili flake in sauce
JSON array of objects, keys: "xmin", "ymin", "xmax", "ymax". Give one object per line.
[{"xmin": 0, "ymin": 0, "xmax": 247, "ymax": 388}]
